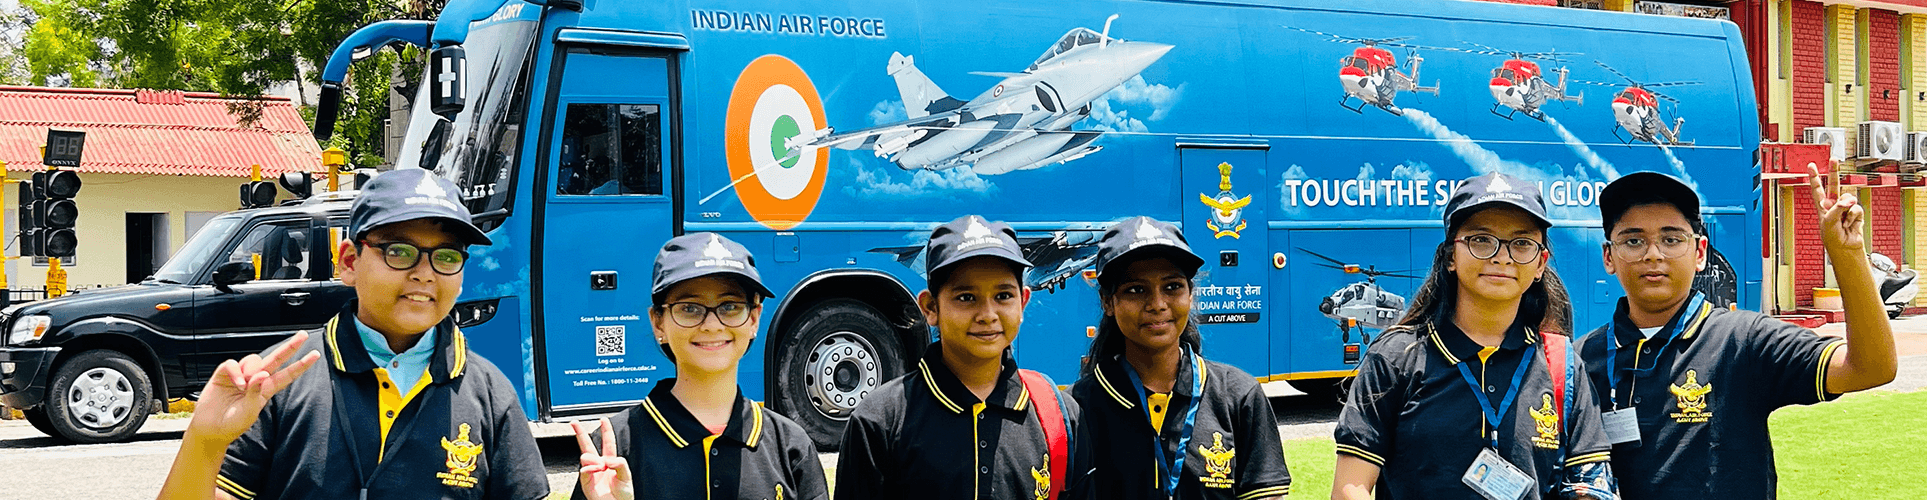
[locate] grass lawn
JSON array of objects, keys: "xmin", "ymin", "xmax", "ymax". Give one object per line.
[
  {"xmin": 1280, "ymin": 389, "xmax": 1926, "ymax": 498},
  {"xmin": 546, "ymin": 390, "xmax": 1923, "ymax": 499}
]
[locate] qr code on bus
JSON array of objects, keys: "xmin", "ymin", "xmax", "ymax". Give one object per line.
[{"xmin": 595, "ymin": 325, "xmax": 625, "ymax": 356}]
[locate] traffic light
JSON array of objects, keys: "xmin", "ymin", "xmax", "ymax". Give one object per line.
[
  {"xmin": 33, "ymin": 169, "xmax": 80, "ymax": 258},
  {"xmin": 240, "ymin": 164, "xmax": 277, "ymax": 209},
  {"xmin": 17, "ymin": 180, "xmax": 38, "ymax": 257},
  {"xmin": 278, "ymin": 172, "xmax": 313, "ymax": 200}
]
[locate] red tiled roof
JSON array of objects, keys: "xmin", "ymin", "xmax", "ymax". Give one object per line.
[{"xmin": 0, "ymin": 86, "xmax": 323, "ymax": 178}]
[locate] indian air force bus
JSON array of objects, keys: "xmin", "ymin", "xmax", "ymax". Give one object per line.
[{"xmin": 314, "ymin": 0, "xmax": 1762, "ymax": 448}]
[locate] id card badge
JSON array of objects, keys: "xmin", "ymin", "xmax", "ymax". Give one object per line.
[
  {"xmin": 1462, "ymin": 448, "xmax": 1535, "ymax": 500},
  {"xmin": 1602, "ymin": 408, "xmax": 1641, "ymax": 446}
]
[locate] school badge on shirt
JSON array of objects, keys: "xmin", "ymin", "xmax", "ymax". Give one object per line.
[
  {"xmin": 438, "ymin": 423, "xmax": 484, "ymax": 488},
  {"xmin": 1030, "ymin": 454, "xmax": 1051, "ymax": 500},
  {"xmin": 1197, "ymin": 432, "xmax": 1236, "ymax": 489},
  {"xmin": 1669, "ymin": 370, "xmax": 1714, "ymax": 423},
  {"xmin": 1528, "ymin": 394, "xmax": 1561, "ymax": 449}
]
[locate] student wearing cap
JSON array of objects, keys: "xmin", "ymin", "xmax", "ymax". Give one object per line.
[
  {"xmin": 569, "ymin": 232, "xmax": 828, "ymax": 500},
  {"xmin": 1333, "ymin": 172, "xmax": 1619, "ymax": 500},
  {"xmin": 836, "ymin": 215, "xmax": 1093, "ymax": 500},
  {"xmin": 1071, "ymin": 216, "xmax": 1292, "ymax": 500},
  {"xmin": 1579, "ymin": 168, "xmax": 1896, "ymax": 498},
  {"xmin": 158, "ymin": 168, "xmax": 549, "ymax": 500}
]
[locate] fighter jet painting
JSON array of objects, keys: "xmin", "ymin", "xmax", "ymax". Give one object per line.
[{"xmin": 790, "ymin": 15, "xmax": 1174, "ymax": 175}]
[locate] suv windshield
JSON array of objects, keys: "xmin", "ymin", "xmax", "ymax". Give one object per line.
[{"xmin": 151, "ymin": 216, "xmax": 243, "ymax": 284}]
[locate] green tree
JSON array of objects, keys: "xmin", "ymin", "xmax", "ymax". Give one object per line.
[{"xmin": 18, "ymin": 0, "xmax": 445, "ymax": 168}]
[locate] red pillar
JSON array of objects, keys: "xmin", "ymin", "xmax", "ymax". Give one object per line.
[{"xmin": 1789, "ymin": 0, "xmax": 1829, "ymax": 307}]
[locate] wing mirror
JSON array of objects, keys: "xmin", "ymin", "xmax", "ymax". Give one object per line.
[{"xmin": 212, "ymin": 261, "xmax": 254, "ymax": 291}]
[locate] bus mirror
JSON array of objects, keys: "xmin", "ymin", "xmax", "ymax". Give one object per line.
[
  {"xmin": 428, "ymin": 45, "xmax": 467, "ymax": 118},
  {"xmin": 314, "ymin": 83, "xmax": 341, "ymax": 140}
]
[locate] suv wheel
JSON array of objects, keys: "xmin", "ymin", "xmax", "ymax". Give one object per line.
[
  {"xmin": 22, "ymin": 406, "xmax": 58, "ymax": 438},
  {"xmin": 46, "ymin": 350, "xmax": 154, "ymax": 443}
]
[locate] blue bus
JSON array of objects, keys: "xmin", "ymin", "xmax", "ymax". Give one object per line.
[{"xmin": 315, "ymin": 0, "xmax": 1762, "ymax": 448}]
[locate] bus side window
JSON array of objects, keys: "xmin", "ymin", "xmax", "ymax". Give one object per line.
[{"xmin": 558, "ymin": 103, "xmax": 663, "ymax": 196}]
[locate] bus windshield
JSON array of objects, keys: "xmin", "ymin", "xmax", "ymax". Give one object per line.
[{"xmin": 395, "ymin": 16, "xmax": 540, "ymax": 230}]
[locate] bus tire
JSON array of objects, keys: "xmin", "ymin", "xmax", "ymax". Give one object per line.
[
  {"xmin": 45, "ymin": 350, "xmax": 154, "ymax": 443},
  {"xmin": 773, "ymin": 299, "xmax": 905, "ymax": 451}
]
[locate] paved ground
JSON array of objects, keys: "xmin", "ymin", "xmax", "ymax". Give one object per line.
[{"xmin": 4, "ymin": 316, "xmax": 1924, "ymax": 499}]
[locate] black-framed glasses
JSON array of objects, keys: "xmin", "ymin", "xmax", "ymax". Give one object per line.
[
  {"xmin": 658, "ymin": 301, "xmax": 754, "ymax": 328},
  {"xmin": 1455, "ymin": 234, "xmax": 1545, "ymax": 264},
  {"xmin": 360, "ymin": 240, "xmax": 468, "ymax": 275},
  {"xmin": 1606, "ymin": 232, "xmax": 1698, "ymax": 261}
]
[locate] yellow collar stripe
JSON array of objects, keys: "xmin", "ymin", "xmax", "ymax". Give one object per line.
[
  {"xmin": 449, "ymin": 328, "xmax": 467, "ymax": 378},
  {"xmin": 1014, "ymin": 383, "xmax": 1030, "ymax": 412},
  {"xmin": 325, "ymin": 319, "xmax": 345, "ymax": 371},
  {"xmin": 1094, "ymin": 364, "xmax": 1136, "ymax": 409},
  {"xmin": 1678, "ymin": 301, "xmax": 1713, "ymax": 340},
  {"xmin": 641, "ymin": 397, "xmax": 690, "ymax": 448},
  {"xmin": 919, "ymin": 360, "xmax": 963, "ymax": 414},
  {"xmin": 1427, "ymin": 324, "xmax": 1462, "ymax": 365},
  {"xmin": 747, "ymin": 406, "xmax": 765, "ymax": 448}
]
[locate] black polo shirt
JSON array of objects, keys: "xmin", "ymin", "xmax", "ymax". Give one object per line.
[
  {"xmin": 216, "ymin": 306, "xmax": 549, "ymax": 500},
  {"xmin": 835, "ymin": 343, "xmax": 1093, "ymax": 500},
  {"xmin": 1071, "ymin": 352, "xmax": 1292, "ymax": 500},
  {"xmin": 1336, "ymin": 320, "xmax": 1613, "ymax": 500},
  {"xmin": 1579, "ymin": 297, "xmax": 1844, "ymax": 498},
  {"xmin": 570, "ymin": 378, "xmax": 827, "ymax": 500}
]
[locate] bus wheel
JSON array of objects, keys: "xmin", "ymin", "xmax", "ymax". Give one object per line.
[{"xmin": 774, "ymin": 299, "xmax": 905, "ymax": 451}]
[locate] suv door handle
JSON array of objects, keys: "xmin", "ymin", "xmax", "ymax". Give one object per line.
[{"xmin": 280, "ymin": 291, "xmax": 311, "ymax": 306}]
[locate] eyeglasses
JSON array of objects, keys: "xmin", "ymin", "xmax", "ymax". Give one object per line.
[
  {"xmin": 1455, "ymin": 234, "xmax": 1545, "ymax": 264},
  {"xmin": 1606, "ymin": 232, "xmax": 1698, "ymax": 261},
  {"xmin": 360, "ymin": 240, "xmax": 468, "ymax": 275},
  {"xmin": 659, "ymin": 301, "xmax": 755, "ymax": 328}
]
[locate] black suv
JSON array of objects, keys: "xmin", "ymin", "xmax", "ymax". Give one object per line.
[{"xmin": 0, "ymin": 193, "xmax": 355, "ymax": 442}]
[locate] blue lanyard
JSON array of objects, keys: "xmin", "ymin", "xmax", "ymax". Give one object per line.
[
  {"xmin": 1606, "ymin": 292, "xmax": 1704, "ymax": 409},
  {"xmin": 1119, "ymin": 350, "xmax": 1205, "ymax": 497},
  {"xmin": 1454, "ymin": 343, "xmax": 1536, "ymax": 449}
]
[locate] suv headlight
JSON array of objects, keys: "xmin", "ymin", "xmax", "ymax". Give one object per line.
[{"xmin": 8, "ymin": 314, "xmax": 51, "ymax": 345}]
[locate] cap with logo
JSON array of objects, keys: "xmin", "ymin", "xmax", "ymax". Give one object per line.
[
  {"xmin": 1094, "ymin": 216, "xmax": 1204, "ymax": 285},
  {"xmin": 348, "ymin": 168, "xmax": 492, "ymax": 246},
  {"xmin": 1598, "ymin": 171, "xmax": 1701, "ymax": 234},
  {"xmin": 924, "ymin": 215, "xmax": 1032, "ymax": 279},
  {"xmin": 651, "ymin": 232, "xmax": 774, "ymax": 302},
  {"xmin": 1441, "ymin": 172, "xmax": 1551, "ymax": 230}
]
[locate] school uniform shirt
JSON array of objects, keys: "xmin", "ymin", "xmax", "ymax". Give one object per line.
[
  {"xmin": 1071, "ymin": 352, "xmax": 1292, "ymax": 500},
  {"xmin": 216, "ymin": 305, "xmax": 549, "ymax": 500},
  {"xmin": 1579, "ymin": 296, "xmax": 1845, "ymax": 499},
  {"xmin": 569, "ymin": 378, "xmax": 828, "ymax": 500},
  {"xmin": 836, "ymin": 344, "xmax": 1094, "ymax": 500},
  {"xmin": 1336, "ymin": 320, "xmax": 1616, "ymax": 500}
]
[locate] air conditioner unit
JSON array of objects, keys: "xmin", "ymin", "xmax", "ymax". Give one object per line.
[
  {"xmin": 1803, "ymin": 127, "xmax": 1847, "ymax": 161},
  {"xmin": 1906, "ymin": 132, "xmax": 1927, "ymax": 164},
  {"xmin": 1856, "ymin": 121, "xmax": 1903, "ymax": 160}
]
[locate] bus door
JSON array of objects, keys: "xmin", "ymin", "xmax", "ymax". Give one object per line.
[
  {"xmin": 1178, "ymin": 146, "xmax": 1270, "ymax": 373},
  {"xmin": 537, "ymin": 45, "xmax": 678, "ymax": 415}
]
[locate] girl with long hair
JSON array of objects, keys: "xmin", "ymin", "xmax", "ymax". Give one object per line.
[
  {"xmin": 1071, "ymin": 216, "xmax": 1292, "ymax": 500},
  {"xmin": 1331, "ymin": 173, "xmax": 1618, "ymax": 500}
]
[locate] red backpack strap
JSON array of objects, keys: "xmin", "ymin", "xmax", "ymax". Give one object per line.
[
  {"xmin": 1019, "ymin": 369, "xmax": 1068, "ymax": 500},
  {"xmin": 1539, "ymin": 331, "xmax": 1569, "ymax": 420}
]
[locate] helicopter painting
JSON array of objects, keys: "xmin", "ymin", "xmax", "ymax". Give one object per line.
[
  {"xmin": 1460, "ymin": 42, "xmax": 1582, "ymax": 121},
  {"xmin": 1577, "ymin": 60, "xmax": 1701, "ymax": 146},
  {"xmin": 1289, "ymin": 27, "xmax": 1443, "ymax": 116},
  {"xmin": 1301, "ymin": 248, "xmax": 1414, "ymax": 352}
]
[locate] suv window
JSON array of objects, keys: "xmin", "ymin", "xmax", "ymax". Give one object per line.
[{"xmin": 224, "ymin": 220, "xmax": 313, "ymax": 282}]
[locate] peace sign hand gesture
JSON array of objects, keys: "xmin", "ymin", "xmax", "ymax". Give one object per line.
[
  {"xmin": 1807, "ymin": 163, "xmax": 1866, "ymax": 253},
  {"xmin": 187, "ymin": 331, "xmax": 321, "ymax": 447},
  {"xmin": 575, "ymin": 417, "xmax": 634, "ymax": 500}
]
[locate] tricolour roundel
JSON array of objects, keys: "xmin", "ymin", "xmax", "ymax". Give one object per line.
[{"xmin": 725, "ymin": 55, "xmax": 828, "ymax": 230}]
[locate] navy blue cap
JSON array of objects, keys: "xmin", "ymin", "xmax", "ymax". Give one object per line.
[
  {"xmin": 651, "ymin": 232, "xmax": 773, "ymax": 301},
  {"xmin": 924, "ymin": 215, "xmax": 1031, "ymax": 278},
  {"xmin": 1095, "ymin": 216, "xmax": 1204, "ymax": 284},
  {"xmin": 348, "ymin": 168, "xmax": 491, "ymax": 246},
  {"xmin": 1442, "ymin": 172, "xmax": 1551, "ymax": 230},
  {"xmin": 1599, "ymin": 171, "xmax": 1701, "ymax": 233}
]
